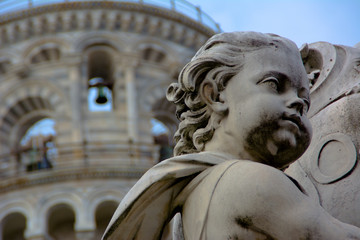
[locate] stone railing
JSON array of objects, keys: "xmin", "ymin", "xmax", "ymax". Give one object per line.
[
  {"xmin": 0, "ymin": 0, "xmax": 221, "ymax": 33},
  {"xmin": 0, "ymin": 140, "xmax": 161, "ymax": 181}
]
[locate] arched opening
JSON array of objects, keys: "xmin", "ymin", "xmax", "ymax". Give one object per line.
[
  {"xmin": 88, "ymin": 78, "xmax": 113, "ymax": 112},
  {"xmin": 47, "ymin": 204, "xmax": 76, "ymax": 240},
  {"xmin": 1, "ymin": 212, "xmax": 26, "ymax": 240},
  {"xmin": 69, "ymin": 14, "xmax": 78, "ymax": 30},
  {"xmin": 86, "ymin": 47, "xmax": 114, "ymax": 112},
  {"xmin": 0, "ymin": 96, "xmax": 56, "ymax": 173},
  {"xmin": 141, "ymin": 46, "xmax": 166, "ymax": 63},
  {"xmin": 99, "ymin": 13, "xmax": 107, "ymax": 30},
  {"xmin": 84, "ymin": 12, "xmax": 93, "ymax": 30},
  {"xmin": 152, "ymin": 118, "xmax": 173, "ymax": 161},
  {"xmin": 55, "ymin": 14, "xmax": 63, "ymax": 32},
  {"xmin": 19, "ymin": 118, "xmax": 56, "ymax": 172},
  {"xmin": 26, "ymin": 19, "xmax": 34, "ymax": 37},
  {"xmin": 94, "ymin": 201, "xmax": 118, "ymax": 239},
  {"xmin": 0, "ymin": 59, "xmax": 10, "ymax": 75},
  {"xmin": 113, "ymin": 13, "xmax": 121, "ymax": 30},
  {"xmin": 1, "ymin": 28, "xmax": 8, "ymax": 44},
  {"xmin": 30, "ymin": 47, "xmax": 60, "ymax": 64},
  {"xmin": 40, "ymin": 17, "xmax": 49, "ymax": 34},
  {"xmin": 151, "ymin": 96, "xmax": 178, "ymax": 162},
  {"xmin": 152, "ymin": 118, "xmax": 169, "ymax": 135},
  {"xmin": 13, "ymin": 24, "xmax": 21, "ymax": 41}
]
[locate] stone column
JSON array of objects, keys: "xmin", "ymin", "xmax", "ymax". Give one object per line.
[
  {"xmin": 112, "ymin": 56, "xmax": 126, "ymax": 113},
  {"xmin": 62, "ymin": 55, "xmax": 84, "ymax": 161},
  {"xmin": 75, "ymin": 207, "xmax": 95, "ymax": 240},
  {"xmin": 24, "ymin": 223, "xmax": 44, "ymax": 240},
  {"xmin": 123, "ymin": 58, "xmax": 139, "ymax": 142},
  {"xmin": 24, "ymin": 201, "xmax": 45, "ymax": 240},
  {"xmin": 69, "ymin": 65, "xmax": 83, "ymax": 143}
]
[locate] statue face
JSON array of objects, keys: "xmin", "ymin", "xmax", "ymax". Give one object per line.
[{"xmin": 222, "ymin": 45, "xmax": 312, "ymax": 169}]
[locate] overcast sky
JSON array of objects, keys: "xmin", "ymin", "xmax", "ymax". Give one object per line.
[{"xmin": 191, "ymin": 0, "xmax": 360, "ymax": 47}]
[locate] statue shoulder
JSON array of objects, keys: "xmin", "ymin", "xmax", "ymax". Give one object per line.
[
  {"xmin": 218, "ymin": 160, "xmax": 289, "ymax": 187},
  {"xmin": 210, "ymin": 160, "xmax": 305, "ymax": 215},
  {"xmin": 203, "ymin": 161, "xmax": 308, "ymax": 239},
  {"xmin": 205, "ymin": 160, "xmax": 360, "ymax": 239},
  {"xmin": 188, "ymin": 161, "xmax": 305, "ymax": 239}
]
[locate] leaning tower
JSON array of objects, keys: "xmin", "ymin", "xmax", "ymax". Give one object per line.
[{"xmin": 0, "ymin": 1, "xmax": 219, "ymax": 239}]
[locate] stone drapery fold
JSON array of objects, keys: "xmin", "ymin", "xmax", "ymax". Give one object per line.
[{"xmin": 102, "ymin": 152, "xmax": 234, "ymax": 240}]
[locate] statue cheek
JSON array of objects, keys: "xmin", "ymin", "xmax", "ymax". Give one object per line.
[{"xmin": 303, "ymin": 119, "xmax": 313, "ymax": 142}]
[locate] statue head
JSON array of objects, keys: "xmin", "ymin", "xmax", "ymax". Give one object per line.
[{"xmin": 167, "ymin": 31, "xmax": 312, "ymax": 168}]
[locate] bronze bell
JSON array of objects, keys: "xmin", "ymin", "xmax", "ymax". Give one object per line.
[{"xmin": 95, "ymin": 86, "xmax": 108, "ymax": 104}]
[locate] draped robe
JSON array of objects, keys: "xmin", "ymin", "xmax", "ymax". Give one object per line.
[{"xmin": 102, "ymin": 152, "xmax": 236, "ymax": 240}]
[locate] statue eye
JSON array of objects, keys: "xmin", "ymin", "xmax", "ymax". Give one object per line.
[{"xmin": 261, "ymin": 77, "xmax": 280, "ymax": 92}]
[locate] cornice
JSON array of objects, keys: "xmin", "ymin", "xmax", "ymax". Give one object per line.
[{"xmin": 0, "ymin": 1, "xmax": 217, "ymax": 37}]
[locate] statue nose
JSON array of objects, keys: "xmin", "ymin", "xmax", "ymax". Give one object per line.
[{"xmin": 287, "ymin": 97, "xmax": 305, "ymax": 116}]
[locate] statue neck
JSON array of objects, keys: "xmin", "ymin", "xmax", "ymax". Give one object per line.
[{"xmin": 203, "ymin": 122, "xmax": 254, "ymax": 162}]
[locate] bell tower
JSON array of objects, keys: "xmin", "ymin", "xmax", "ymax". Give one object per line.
[{"xmin": 0, "ymin": 1, "xmax": 220, "ymax": 239}]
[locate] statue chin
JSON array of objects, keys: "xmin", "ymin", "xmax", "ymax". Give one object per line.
[
  {"xmin": 244, "ymin": 126, "xmax": 311, "ymax": 169},
  {"xmin": 266, "ymin": 143, "xmax": 310, "ymax": 170}
]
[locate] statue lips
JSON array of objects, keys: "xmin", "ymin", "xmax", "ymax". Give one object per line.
[{"xmin": 281, "ymin": 113, "xmax": 303, "ymax": 133}]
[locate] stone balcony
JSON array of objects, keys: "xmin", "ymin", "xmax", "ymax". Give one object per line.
[{"xmin": 0, "ymin": 140, "xmax": 160, "ymax": 193}]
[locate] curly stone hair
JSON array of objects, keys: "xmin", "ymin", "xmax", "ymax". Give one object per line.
[{"xmin": 166, "ymin": 31, "xmax": 297, "ymax": 156}]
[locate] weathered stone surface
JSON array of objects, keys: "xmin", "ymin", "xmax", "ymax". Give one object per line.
[{"xmin": 286, "ymin": 42, "xmax": 360, "ymax": 227}]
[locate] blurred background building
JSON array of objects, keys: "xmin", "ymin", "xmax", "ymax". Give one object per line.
[{"xmin": 0, "ymin": 0, "xmax": 219, "ymax": 239}]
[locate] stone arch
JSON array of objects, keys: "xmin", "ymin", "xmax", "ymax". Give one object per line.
[
  {"xmin": 140, "ymin": 83, "xmax": 171, "ymax": 113},
  {"xmin": 85, "ymin": 46, "xmax": 115, "ymax": 83},
  {"xmin": 0, "ymin": 200, "xmax": 33, "ymax": 239},
  {"xmin": 12, "ymin": 24, "xmax": 22, "ymax": 42},
  {"xmin": 133, "ymin": 39, "xmax": 178, "ymax": 64},
  {"xmin": 38, "ymin": 191, "xmax": 83, "ymax": 235},
  {"xmin": 138, "ymin": 43, "xmax": 167, "ymax": 64},
  {"xmin": 1, "ymin": 211, "xmax": 27, "ymax": 240},
  {"xmin": 0, "ymin": 49, "xmax": 18, "ymax": 65},
  {"xmin": 152, "ymin": 96, "xmax": 178, "ymax": 132},
  {"xmin": 0, "ymin": 50, "xmax": 19, "ymax": 77},
  {"xmin": 98, "ymin": 11, "xmax": 109, "ymax": 30},
  {"xmin": 87, "ymin": 189, "xmax": 124, "ymax": 226},
  {"xmin": 82, "ymin": 42, "xmax": 118, "ymax": 112},
  {"xmin": 47, "ymin": 203, "xmax": 76, "ymax": 240},
  {"xmin": 84, "ymin": 11, "xmax": 93, "ymax": 30},
  {"xmin": 0, "ymin": 200, "xmax": 32, "ymax": 223},
  {"xmin": 0, "ymin": 79, "xmax": 69, "ymax": 120},
  {"xmin": 22, "ymin": 37, "xmax": 71, "ymax": 63},
  {"xmin": 29, "ymin": 47, "xmax": 61, "ymax": 64},
  {"xmin": 0, "ymin": 57, "xmax": 12, "ymax": 75},
  {"xmin": 54, "ymin": 13, "xmax": 64, "ymax": 32},
  {"xmin": 0, "ymin": 79, "xmax": 70, "ymax": 154},
  {"xmin": 138, "ymin": 82, "xmax": 178, "ymax": 154},
  {"xmin": 25, "ymin": 19, "xmax": 34, "ymax": 38},
  {"xmin": 73, "ymin": 33, "xmax": 125, "ymax": 53},
  {"xmin": 151, "ymin": 93, "xmax": 178, "ymax": 153},
  {"xmin": 0, "ymin": 27, "xmax": 9, "ymax": 45},
  {"xmin": 86, "ymin": 189, "xmax": 123, "ymax": 239},
  {"xmin": 39, "ymin": 16, "xmax": 50, "ymax": 34},
  {"xmin": 94, "ymin": 200, "xmax": 119, "ymax": 239}
]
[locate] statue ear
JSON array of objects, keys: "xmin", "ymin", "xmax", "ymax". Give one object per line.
[{"xmin": 200, "ymin": 80, "xmax": 228, "ymax": 113}]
